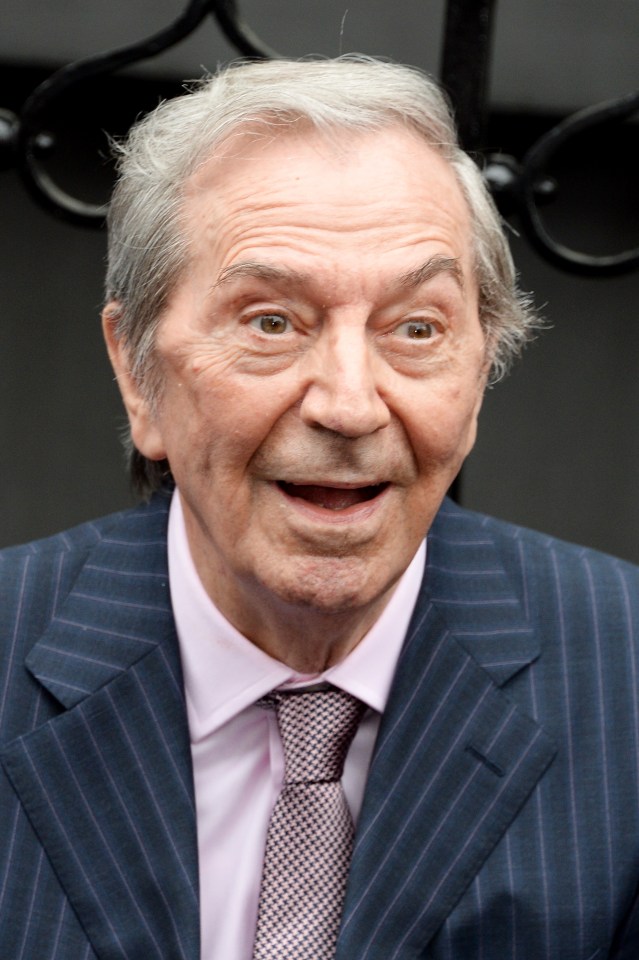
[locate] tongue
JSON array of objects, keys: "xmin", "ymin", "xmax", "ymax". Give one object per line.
[{"xmin": 282, "ymin": 483, "xmax": 374, "ymax": 511}]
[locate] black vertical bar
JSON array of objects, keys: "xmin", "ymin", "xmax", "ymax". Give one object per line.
[
  {"xmin": 440, "ymin": 0, "xmax": 498, "ymax": 151},
  {"xmin": 440, "ymin": 0, "xmax": 498, "ymax": 503}
]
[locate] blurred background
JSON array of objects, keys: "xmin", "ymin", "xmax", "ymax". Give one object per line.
[{"xmin": 1, "ymin": 0, "xmax": 638, "ymax": 561}]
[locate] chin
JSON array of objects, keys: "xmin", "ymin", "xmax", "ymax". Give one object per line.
[{"xmin": 261, "ymin": 555, "xmax": 396, "ymax": 616}]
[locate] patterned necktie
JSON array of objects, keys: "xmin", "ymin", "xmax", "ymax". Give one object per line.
[{"xmin": 252, "ymin": 684, "xmax": 366, "ymax": 960}]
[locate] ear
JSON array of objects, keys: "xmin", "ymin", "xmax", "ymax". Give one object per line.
[{"xmin": 102, "ymin": 303, "xmax": 167, "ymax": 461}]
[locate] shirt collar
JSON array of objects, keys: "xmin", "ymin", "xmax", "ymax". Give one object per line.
[{"xmin": 168, "ymin": 490, "xmax": 425, "ymax": 742}]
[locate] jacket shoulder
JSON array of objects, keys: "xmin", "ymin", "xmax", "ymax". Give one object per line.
[
  {"xmin": 432, "ymin": 498, "xmax": 639, "ymax": 620},
  {"xmin": 435, "ymin": 497, "xmax": 638, "ymax": 567},
  {"xmin": 1, "ymin": 507, "xmax": 132, "ymax": 576},
  {"xmin": 0, "ymin": 495, "xmax": 172, "ymax": 645}
]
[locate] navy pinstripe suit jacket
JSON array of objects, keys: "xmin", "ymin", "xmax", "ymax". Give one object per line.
[{"xmin": 2, "ymin": 490, "xmax": 639, "ymax": 960}]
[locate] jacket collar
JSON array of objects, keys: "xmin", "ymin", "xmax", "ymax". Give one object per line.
[
  {"xmin": 424, "ymin": 497, "xmax": 542, "ymax": 687},
  {"xmin": 25, "ymin": 492, "xmax": 176, "ymax": 708}
]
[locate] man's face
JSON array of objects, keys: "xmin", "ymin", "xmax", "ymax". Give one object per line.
[{"xmin": 111, "ymin": 125, "xmax": 487, "ymax": 640}]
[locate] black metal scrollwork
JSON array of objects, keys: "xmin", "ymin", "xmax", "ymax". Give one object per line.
[
  {"xmin": 1, "ymin": 0, "xmax": 638, "ymax": 277},
  {"xmin": 516, "ymin": 92, "xmax": 639, "ymax": 277},
  {"xmin": 1, "ymin": 0, "xmax": 279, "ymax": 226}
]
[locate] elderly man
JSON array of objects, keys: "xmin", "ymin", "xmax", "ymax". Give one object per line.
[{"xmin": 1, "ymin": 57, "xmax": 639, "ymax": 960}]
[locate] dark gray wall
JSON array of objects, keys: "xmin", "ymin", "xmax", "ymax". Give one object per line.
[
  {"xmin": 464, "ymin": 234, "xmax": 639, "ymax": 563},
  {"xmin": 3, "ymin": 0, "xmax": 638, "ymax": 113},
  {"xmin": 1, "ymin": 166, "xmax": 134, "ymax": 544}
]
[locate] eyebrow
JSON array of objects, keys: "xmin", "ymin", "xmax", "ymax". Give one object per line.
[
  {"xmin": 215, "ymin": 261, "xmax": 311, "ymax": 289},
  {"xmin": 397, "ymin": 255, "xmax": 464, "ymax": 290},
  {"xmin": 214, "ymin": 254, "xmax": 464, "ymax": 293}
]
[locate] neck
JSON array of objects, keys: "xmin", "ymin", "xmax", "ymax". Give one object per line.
[
  {"xmin": 216, "ymin": 577, "xmax": 400, "ymax": 673},
  {"xmin": 179, "ymin": 500, "xmax": 408, "ymax": 671},
  {"xmin": 236, "ymin": 589, "xmax": 400, "ymax": 674}
]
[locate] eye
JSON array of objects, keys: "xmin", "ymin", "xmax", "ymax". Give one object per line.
[
  {"xmin": 249, "ymin": 313, "xmax": 291, "ymax": 335},
  {"xmin": 393, "ymin": 318, "xmax": 437, "ymax": 340}
]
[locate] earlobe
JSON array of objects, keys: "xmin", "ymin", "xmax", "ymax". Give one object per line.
[{"xmin": 101, "ymin": 303, "xmax": 167, "ymax": 461}]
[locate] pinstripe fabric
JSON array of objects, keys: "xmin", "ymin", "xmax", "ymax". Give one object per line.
[
  {"xmin": 2, "ymin": 492, "xmax": 639, "ymax": 959},
  {"xmin": 337, "ymin": 501, "xmax": 639, "ymax": 960},
  {"xmin": 0, "ymin": 492, "xmax": 199, "ymax": 960}
]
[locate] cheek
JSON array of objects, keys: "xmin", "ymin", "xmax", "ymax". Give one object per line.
[
  {"xmin": 406, "ymin": 380, "xmax": 483, "ymax": 467},
  {"xmin": 159, "ymin": 368, "xmax": 294, "ymax": 478}
]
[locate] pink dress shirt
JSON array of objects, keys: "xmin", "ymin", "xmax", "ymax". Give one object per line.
[{"xmin": 168, "ymin": 491, "xmax": 426, "ymax": 960}]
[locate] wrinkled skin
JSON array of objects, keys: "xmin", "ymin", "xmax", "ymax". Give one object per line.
[{"xmin": 105, "ymin": 125, "xmax": 488, "ymax": 671}]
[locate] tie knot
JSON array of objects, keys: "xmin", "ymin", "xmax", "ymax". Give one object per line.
[{"xmin": 264, "ymin": 687, "xmax": 365, "ymax": 785}]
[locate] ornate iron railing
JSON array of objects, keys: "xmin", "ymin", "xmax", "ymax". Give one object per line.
[{"xmin": 0, "ymin": 0, "xmax": 638, "ymax": 276}]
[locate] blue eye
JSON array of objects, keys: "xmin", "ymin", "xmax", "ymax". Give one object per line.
[
  {"xmin": 250, "ymin": 314, "xmax": 291, "ymax": 335},
  {"xmin": 395, "ymin": 319, "xmax": 436, "ymax": 340}
]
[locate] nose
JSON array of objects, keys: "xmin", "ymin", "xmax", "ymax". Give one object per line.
[{"xmin": 299, "ymin": 322, "xmax": 391, "ymax": 437}]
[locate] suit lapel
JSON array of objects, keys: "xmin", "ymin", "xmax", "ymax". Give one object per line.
[
  {"xmin": 336, "ymin": 500, "xmax": 557, "ymax": 960},
  {"xmin": 0, "ymin": 496, "xmax": 200, "ymax": 960}
]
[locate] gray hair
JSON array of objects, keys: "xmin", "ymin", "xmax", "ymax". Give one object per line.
[{"xmin": 105, "ymin": 55, "xmax": 536, "ymax": 494}]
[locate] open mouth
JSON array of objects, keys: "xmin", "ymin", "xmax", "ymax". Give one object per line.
[{"xmin": 277, "ymin": 481, "xmax": 389, "ymax": 511}]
